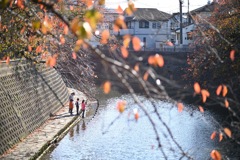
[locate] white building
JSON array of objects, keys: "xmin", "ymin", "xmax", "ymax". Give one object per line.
[{"xmin": 119, "ymin": 8, "xmax": 175, "ymax": 51}]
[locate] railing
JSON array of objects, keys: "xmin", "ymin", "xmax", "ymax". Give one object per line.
[{"xmin": 158, "ymin": 46, "xmax": 194, "ymax": 52}]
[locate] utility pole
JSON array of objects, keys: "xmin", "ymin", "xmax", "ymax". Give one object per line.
[{"xmin": 179, "ymin": 0, "xmax": 183, "ymax": 45}]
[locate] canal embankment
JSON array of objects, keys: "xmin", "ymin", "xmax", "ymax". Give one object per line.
[{"xmin": 0, "ymin": 88, "xmax": 99, "ymax": 160}]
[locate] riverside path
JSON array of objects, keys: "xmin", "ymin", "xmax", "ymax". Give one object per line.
[{"xmin": 0, "ymin": 88, "xmax": 98, "ymax": 160}]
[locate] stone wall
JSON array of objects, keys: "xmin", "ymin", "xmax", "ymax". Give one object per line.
[{"xmin": 0, "ymin": 60, "xmax": 69, "ymax": 155}]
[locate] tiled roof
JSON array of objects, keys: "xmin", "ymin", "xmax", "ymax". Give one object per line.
[
  {"xmin": 190, "ymin": 2, "xmax": 218, "ymax": 14},
  {"xmin": 125, "ymin": 8, "xmax": 171, "ymax": 21}
]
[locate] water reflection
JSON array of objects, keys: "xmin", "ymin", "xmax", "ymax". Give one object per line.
[
  {"xmin": 48, "ymin": 95, "xmax": 222, "ymax": 160},
  {"xmin": 81, "ymin": 120, "xmax": 86, "ymax": 131},
  {"xmin": 76, "ymin": 123, "xmax": 79, "ymax": 135},
  {"xmin": 69, "ymin": 128, "xmax": 74, "ymax": 138}
]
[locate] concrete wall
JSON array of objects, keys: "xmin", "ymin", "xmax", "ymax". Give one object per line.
[{"xmin": 0, "ymin": 60, "xmax": 69, "ymax": 155}]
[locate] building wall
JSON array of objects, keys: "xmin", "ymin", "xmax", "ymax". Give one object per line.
[
  {"xmin": 0, "ymin": 60, "xmax": 69, "ymax": 155},
  {"xmin": 120, "ymin": 20, "xmax": 172, "ymax": 50}
]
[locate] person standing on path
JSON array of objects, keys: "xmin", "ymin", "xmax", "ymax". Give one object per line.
[
  {"xmin": 75, "ymin": 98, "xmax": 80, "ymax": 115},
  {"xmin": 69, "ymin": 92, "xmax": 75, "ymax": 115},
  {"xmin": 80, "ymin": 100, "xmax": 87, "ymax": 118}
]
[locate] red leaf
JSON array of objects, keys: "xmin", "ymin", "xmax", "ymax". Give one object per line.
[{"xmin": 230, "ymin": 50, "xmax": 235, "ymax": 61}]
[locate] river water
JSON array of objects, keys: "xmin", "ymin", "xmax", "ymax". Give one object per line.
[{"xmin": 45, "ymin": 93, "xmax": 226, "ymax": 160}]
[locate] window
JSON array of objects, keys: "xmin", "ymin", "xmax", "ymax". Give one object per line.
[
  {"xmin": 152, "ymin": 22, "xmax": 161, "ymax": 29},
  {"xmin": 139, "ymin": 21, "xmax": 149, "ymax": 28},
  {"xmin": 126, "ymin": 22, "xmax": 132, "ymax": 29},
  {"xmin": 152, "ymin": 23, "xmax": 156, "ymax": 28}
]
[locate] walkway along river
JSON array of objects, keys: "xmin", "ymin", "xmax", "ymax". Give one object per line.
[{"xmin": 43, "ymin": 91, "xmax": 230, "ymax": 160}]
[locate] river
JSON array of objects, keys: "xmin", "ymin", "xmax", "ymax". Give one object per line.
[{"xmin": 44, "ymin": 93, "xmax": 227, "ymax": 160}]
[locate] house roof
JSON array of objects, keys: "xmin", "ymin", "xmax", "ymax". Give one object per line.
[
  {"xmin": 124, "ymin": 8, "xmax": 171, "ymax": 21},
  {"xmin": 190, "ymin": 2, "xmax": 218, "ymax": 15}
]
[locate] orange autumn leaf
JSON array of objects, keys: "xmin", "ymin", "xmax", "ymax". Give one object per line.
[
  {"xmin": 113, "ymin": 16, "xmax": 126, "ymax": 32},
  {"xmin": 210, "ymin": 131, "xmax": 217, "ymax": 140},
  {"xmin": 103, "ymin": 81, "xmax": 111, "ymax": 94},
  {"xmin": 28, "ymin": 45, "xmax": 32, "ymax": 52},
  {"xmin": 6, "ymin": 56, "xmax": 10, "ymax": 65},
  {"xmin": 125, "ymin": 2, "xmax": 136, "ymax": 16},
  {"xmin": 177, "ymin": 102, "xmax": 184, "ymax": 112},
  {"xmin": 230, "ymin": 50, "xmax": 235, "ymax": 61},
  {"xmin": 60, "ymin": 35, "xmax": 65, "ymax": 44},
  {"xmin": 40, "ymin": 4, "xmax": 44, "ymax": 9},
  {"xmin": 148, "ymin": 56, "xmax": 155, "ymax": 65},
  {"xmin": 133, "ymin": 108, "xmax": 139, "ymax": 121},
  {"xmin": 155, "ymin": 54, "xmax": 164, "ymax": 67},
  {"xmin": 36, "ymin": 46, "xmax": 42, "ymax": 53},
  {"xmin": 216, "ymin": 85, "xmax": 223, "ymax": 96},
  {"xmin": 116, "ymin": 5, "xmax": 123, "ymax": 14},
  {"xmin": 46, "ymin": 55, "xmax": 57, "ymax": 67},
  {"xmin": 134, "ymin": 63, "xmax": 139, "ymax": 72},
  {"xmin": 64, "ymin": 25, "xmax": 69, "ymax": 35},
  {"xmin": 117, "ymin": 101, "xmax": 126, "ymax": 113},
  {"xmin": 101, "ymin": 30, "xmax": 110, "ymax": 44},
  {"xmin": 20, "ymin": 26, "xmax": 25, "ymax": 34},
  {"xmin": 121, "ymin": 46, "xmax": 129, "ymax": 58},
  {"xmin": 201, "ymin": 89, "xmax": 210, "ymax": 103},
  {"xmin": 134, "ymin": 112, "xmax": 139, "ymax": 121},
  {"xmin": 224, "ymin": 128, "xmax": 231, "ymax": 138},
  {"xmin": 123, "ymin": 35, "xmax": 131, "ymax": 48},
  {"xmin": 82, "ymin": 0, "xmax": 93, "ymax": 7},
  {"xmin": 72, "ymin": 52, "xmax": 77, "ymax": 59},
  {"xmin": 194, "ymin": 82, "xmax": 201, "ymax": 94},
  {"xmin": 222, "ymin": 85, "xmax": 228, "ymax": 97},
  {"xmin": 210, "ymin": 150, "xmax": 222, "ymax": 160},
  {"xmin": 148, "ymin": 54, "xmax": 164, "ymax": 67},
  {"xmin": 224, "ymin": 99, "xmax": 229, "ymax": 108},
  {"xmin": 69, "ymin": 5, "xmax": 74, "ymax": 10},
  {"xmin": 219, "ymin": 133, "xmax": 223, "ymax": 142},
  {"xmin": 17, "ymin": 0, "xmax": 24, "ymax": 9},
  {"xmin": 132, "ymin": 36, "xmax": 141, "ymax": 51},
  {"xmin": 199, "ymin": 106, "xmax": 204, "ymax": 113},
  {"xmin": 98, "ymin": 0, "xmax": 105, "ymax": 5},
  {"xmin": 143, "ymin": 71, "xmax": 149, "ymax": 81}
]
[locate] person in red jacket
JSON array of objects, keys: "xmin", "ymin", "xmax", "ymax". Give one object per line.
[
  {"xmin": 80, "ymin": 100, "xmax": 87, "ymax": 118},
  {"xmin": 69, "ymin": 92, "xmax": 75, "ymax": 115}
]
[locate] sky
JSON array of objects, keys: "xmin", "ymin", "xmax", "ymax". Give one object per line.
[{"xmin": 105, "ymin": 0, "xmax": 212, "ymax": 14}]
